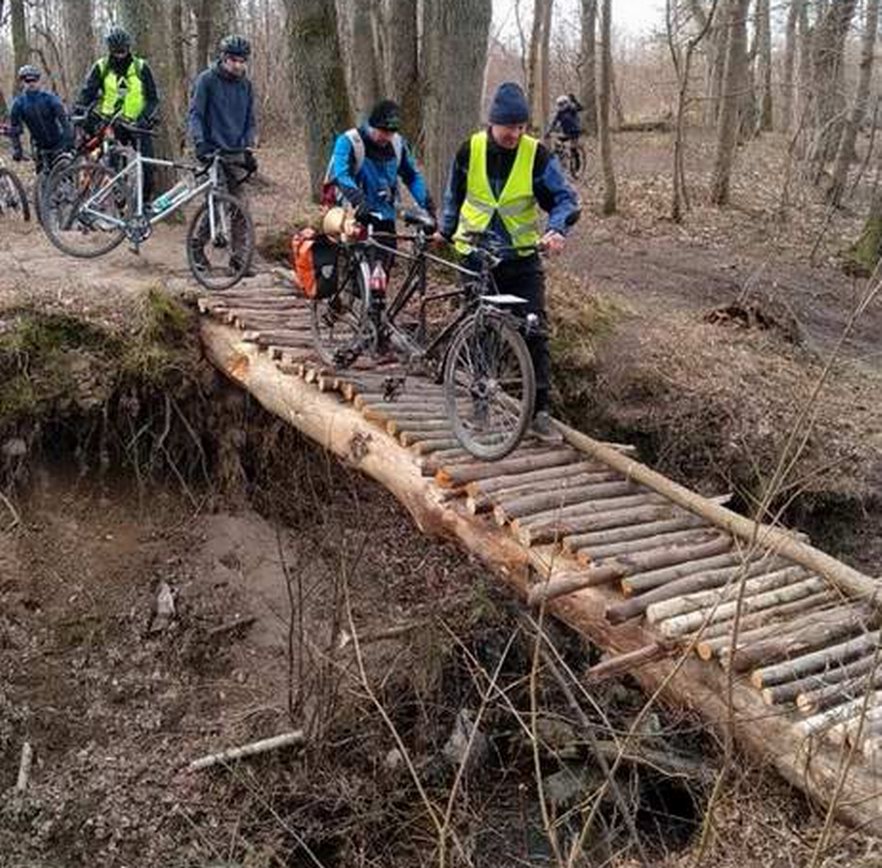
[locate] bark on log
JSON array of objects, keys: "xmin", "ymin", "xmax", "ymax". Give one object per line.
[
  {"xmin": 799, "ymin": 666, "xmax": 882, "ymax": 715},
  {"xmin": 436, "ymin": 449, "xmax": 582, "ymax": 488},
  {"xmin": 467, "ymin": 461, "xmax": 610, "ymax": 498},
  {"xmin": 580, "ymin": 527, "xmax": 720, "ymax": 564},
  {"xmin": 188, "ymin": 731, "xmax": 306, "ymax": 771},
  {"xmin": 411, "ymin": 437, "xmax": 462, "ymax": 454},
  {"xmin": 622, "ymin": 549, "xmax": 761, "ymax": 597},
  {"xmin": 565, "ymin": 513, "xmax": 708, "ymax": 554},
  {"xmin": 386, "ymin": 416, "xmax": 450, "ymax": 435},
  {"xmin": 794, "ymin": 691, "xmax": 882, "ymax": 738},
  {"xmin": 469, "ymin": 469, "xmax": 621, "ymax": 515},
  {"xmin": 494, "ymin": 480, "xmax": 641, "ymax": 525},
  {"xmin": 556, "ymin": 422, "xmax": 882, "ymax": 604},
  {"xmin": 762, "ymin": 648, "xmax": 880, "ymax": 706},
  {"xmin": 584, "ymin": 643, "xmax": 671, "ymax": 683}
]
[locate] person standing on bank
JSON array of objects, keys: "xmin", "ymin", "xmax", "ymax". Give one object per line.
[{"xmin": 439, "ymin": 81, "xmax": 580, "ymax": 439}]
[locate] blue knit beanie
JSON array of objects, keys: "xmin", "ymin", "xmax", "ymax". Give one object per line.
[{"xmin": 488, "ymin": 82, "xmax": 529, "ymax": 125}]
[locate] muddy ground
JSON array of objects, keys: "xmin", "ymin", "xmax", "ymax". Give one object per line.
[{"xmin": 1, "ymin": 129, "xmax": 882, "ymax": 866}]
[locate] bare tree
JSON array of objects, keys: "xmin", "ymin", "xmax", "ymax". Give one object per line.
[
  {"xmin": 754, "ymin": 0, "xmax": 772, "ymax": 134},
  {"xmin": 709, "ymin": 0, "xmax": 749, "ymax": 206},
  {"xmin": 286, "ymin": 0, "xmax": 351, "ymax": 200},
  {"xmin": 11, "ymin": 0, "xmax": 29, "ymax": 89},
  {"xmin": 598, "ymin": 0, "xmax": 616, "ymax": 214},
  {"xmin": 382, "ymin": 0, "xmax": 420, "ymax": 143},
  {"xmin": 63, "ymin": 0, "xmax": 94, "ymax": 97},
  {"xmin": 579, "ymin": 0, "xmax": 597, "ymax": 136},
  {"xmin": 420, "ymin": 0, "xmax": 492, "ymax": 201},
  {"xmin": 526, "ymin": 0, "xmax": 553, "ymax": 133},
  {"xmin": 781, "ymin": 0, "xmax": 801, "ymax": 132},
  {"xmin": 338, "ymin": 0, "xmax": 381, "ymax": 122},
  {"xmin": 828, "ymin": 0, "xmax": 879, "ymax": 205}
]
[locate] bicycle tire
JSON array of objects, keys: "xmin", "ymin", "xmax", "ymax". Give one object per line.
[
  {"xmin": 569, "ymin": 143, "xmax": 586, "ymax": 181},
  {"xmin": 186, "ymin": 190, "xmax": 255, "ymax": 290},
  {"xmin": 41, "ymin": 161, "xmax": 127, "ymax": 257},
  {"xmin": 35, "ymin": 154, "xmax": 73, "ymax": 228},
  {"xmin": 0, "ymin": 167, "xmax": 30, "ymax": 222},
  {"xmin": 311, "ymin": 258, "xmax": 372, "ymax": 368},
  {"xmin": 444, "ymin": 312, "xmax": 536, "ymax": 461}
]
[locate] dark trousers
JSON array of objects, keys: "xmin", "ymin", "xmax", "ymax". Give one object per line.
[
  {"xmin": 490, "ymin": 254, "xmax": 550, "ymax": 414},
  {"xmin": 191, "ymin": 159, "xmax": 250, "ymax": 261}
]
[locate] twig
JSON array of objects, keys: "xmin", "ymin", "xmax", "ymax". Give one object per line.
[
  {"xmin": 12, "ymin": 741, "xmax": 33, "ymax": 816},
  {"xmin": 0, "ymin": 488, "xmax": 21, "ymax": 530},
  {"xmin": 207, "ymin": 616, "xmax": 257, "ymax": 638},
  {"xmin": 187, "ymin": 730, "xmax": 305, "ymax": 772}
]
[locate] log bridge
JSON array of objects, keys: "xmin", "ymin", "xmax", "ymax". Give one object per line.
[{"xmin": 198, "ymin": 283, "xmax": 882, "ymax": 834}]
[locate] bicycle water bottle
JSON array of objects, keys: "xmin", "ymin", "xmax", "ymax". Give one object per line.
[
  {"xmin": 151, "ymin": 180, "xmax": 190, "ymax": 213},
  {"xmin": 369, "ymin": 262, "xmax": 387, "ymax": 294}
]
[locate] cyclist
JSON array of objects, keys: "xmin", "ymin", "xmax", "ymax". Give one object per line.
[
  {"xmin": 324, "ymin": 98, "xmax": 434, "ymax": 266},
  {"xmin": 546, "ymin": 93, "xmax": 584, "ymax": 176},
  {"xmin": 77, "ymin": 26, "xmax": 160, "ymax": 198},
  {"xmin": 187, "ymin": 34, "xmax": 257, "ymax": 274},
  {"xmin": 7, "ymin": 65, "xmax": 73, "ymax": 173},
  {"xmin": 439, "ymin": 81, "xmax": 580, "ymax": 441}
]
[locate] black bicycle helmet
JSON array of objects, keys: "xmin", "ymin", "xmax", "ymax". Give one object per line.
[
  {"xmin": 219, "ymin": 34, "xmax": 251, "ymax": 59},
  {"xmin": 17, "ymin": 64, "xmax": 41, "ymax": 81},
  {"xmin": 106, "ymin": 27, "xmax": 132, "ymax": 52}
]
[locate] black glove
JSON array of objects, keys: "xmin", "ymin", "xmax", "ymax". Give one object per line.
[
  {"xmin": 354, "ymin": 201, "xmax": 371, "ymax": 225},
  {"xmin": 242, "ymin": 149, "xmax": 258, "ymax": 174}
]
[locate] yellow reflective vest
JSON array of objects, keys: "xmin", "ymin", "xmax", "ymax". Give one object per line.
[
  {"xmin": 454, "ymin": 130, "xmax": 541, "ymax": 256},
  {"xmin": 97, "ymin": 56, "xmax": 145, "ymax": 121}
]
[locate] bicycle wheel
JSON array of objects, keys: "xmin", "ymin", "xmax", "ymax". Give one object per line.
[
  {"xmin": 569, "ymin": 143, "xmax": 586, "ymax": 180},
  {"xmin": 311, "ymin": 258, "xmax": 372, "ymax": 368},
  {"xmin": 42, "ymin": 161, "xmax": 128, "ymax": 257},
  {"xmin": 0, "ymin": 167, "xmax": 30, "ymax": 223},
  {"xmin": 35, "ymin": 155, "xmax": 73, "ymax": 227},
  {"xmin": 444, "ymin": 312, "xmax": 535, "ymax": 461},
  {"xmin": 186, "ymin": 190, "xmax": 255, "ymax": 291}
]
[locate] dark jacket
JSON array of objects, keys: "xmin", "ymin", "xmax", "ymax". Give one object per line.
[
  {"xmin": 548, "ymin": 105, "xmax": 582, "ymax": 138},
  {"xmin": 187, "ymin": 62, "xmax": 256, "ymax": 153},
  {"xmin": 440, "ymin": 129, "xmax": 580, "ymax": 256},
  {"xmin": 78, "ymin": 54, "xmax": 160, "ymax": 121},
  {"xmin": 9, "ymin": 90, "xmax": 73, "ymax": 155}
]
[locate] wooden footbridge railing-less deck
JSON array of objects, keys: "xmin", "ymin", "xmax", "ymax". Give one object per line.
[{"xmin": 198, "ymin": 283, "xmax": 882, "ymax": 834}]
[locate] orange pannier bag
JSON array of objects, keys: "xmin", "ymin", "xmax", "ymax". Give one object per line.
[{"xmin": 291, "ymin": 228, "xmax": 339, "ymax": 299}]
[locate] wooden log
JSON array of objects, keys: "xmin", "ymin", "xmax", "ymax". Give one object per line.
[
  {"xmin": 584, "ymin": 643, "xmax": 670, "ymax": 683},
  {"xmin": 436, "ymin": 449, "xmax": 581, "ymax": 489},
  {"xmin": 399, "ymin": 426, "xmax": 454, "ymax": 446},
  {"xmin": 648, "ymin": 565, "xmax": 810, "ymax": 624},
  {"xmin": 526, "ymin": 536, "xmax": 734, "ymax": 606},
  {"xmin": 519, "ymin": 502, "xmax": 681, "ymax": 548},
  {"xmin": 410, "ymin": 437, "xmax": 462, "ymax": 454},
  {"xmin": 607, "ymin": 553, "xmax": 789, "ymax": 625},
  {"xmin": 794, "ymin": 691, "xmax": 882, "ymax": 738},
  {"xmin": 755, "ymin": 630, "xmax": 881, "ymax": 691},
  {"xmin": 827, "ymin": 707, "xmax": 882, "ymax": 746},
  {"xmin": 622, "ymin": 548, "xmax": 765, "ymax": 597},
  {"xmin": 355, "ymin": 397, "xmax": 447, "ymax": 412},
  {"xmin": 761, "ymin": 646, "xmax": 879, "ymax": 705},
  {"xmin": 493, "ymin": 480, "xmax": 641, "ymax": 526},
  {"xmin": 514, "ymin": 491, "xmax": 665, "ymax": 529},
  {"xmin": 188, "ymin": 730, "xmax": 306, "ymax": 771},
  {"xmin": 555, "ymin": 421, "xmax": 882, "ymax": 607},
  {"xmin": 654, "ymin": 573, "xmax": 824, "ymax": 639},
  {"xmin": 386, "ymin": 415, "xmax": 450, "ymax": 435},
  {"xmin": 578, "ymin": 527, "xmax": 719, "ymax": 564},
  {"xmin": 466, "ymin": 460, "xmax": 609, "ymax": 498},
  {"xmin": 468, "ymin": 470, "xmax": 622, "ymax": 515},
  {"xmin": 566, "ymin": 513, "xmax": 707, "ymax": 554},
  {"xmin": 723, "ymin": 604, "xmax": 875, "ymax": 674},
  {"xmin": 799, "ymin": 667, "xmax": 882, "ymax": 715}
]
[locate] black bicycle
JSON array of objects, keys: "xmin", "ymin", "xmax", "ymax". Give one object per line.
[
  {"xmin": 311, "ymin": 216, "xmax": 537, "ymax": 460},
  {"xmin": 549, "ymin": 133, "xmax": 585, "ymax": 181},
  {"xmin": 0, "ymin": 126, "xmax": 30, "ymax": 222}
]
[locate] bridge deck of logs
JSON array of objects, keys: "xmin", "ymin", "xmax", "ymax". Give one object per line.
[{"xmin": 197, "ymin": 283, "xmax": 882, "ymax": 835}]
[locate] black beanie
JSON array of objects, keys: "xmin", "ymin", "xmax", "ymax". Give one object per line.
[
  {"xmin": 368, "ymin": 99, "xmax": 402, "ymax": 131},
  {"xmin": 488, "ymin": 82, "xmax": 529, "ymax": 125}
]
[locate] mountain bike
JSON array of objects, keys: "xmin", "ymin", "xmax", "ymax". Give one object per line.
[
  {"xmin": 311, "ymin": 216, "xmax": 537, "ymax": 460},
  {"xmin": 41, "ymin": 136, "xmax": 255, "ymax": 290},
  {"xmin": 549, "ymin": 133, "xmax": 585, "ymax": 181},
  {"xmin": 0, "ymin": 126, "xmax": 31, "ymax": 222}
]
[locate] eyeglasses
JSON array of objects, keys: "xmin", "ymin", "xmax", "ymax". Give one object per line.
[{"xmin": 21, "ymin": 77, "xmax": 39, "ymax": 84}]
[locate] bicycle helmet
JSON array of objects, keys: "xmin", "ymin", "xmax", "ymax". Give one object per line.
[
  {"xmin": 219, "ymin": 35, "xmax": 251, "ymax": 59},
  {"xmin": 105, "ymin": 27, "xmax": 132, "ymax": 52},
  {"xmin": 555, "ymin": 95, "xmax": 570, "ymax": 108},
  {"xmin": 17, "ymin": 64, "xmax": 41, "ymax": 81}
]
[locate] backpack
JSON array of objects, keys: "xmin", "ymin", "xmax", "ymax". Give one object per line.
[
  {"xmin": 291, "ymin": 228, "xmax": 339, "ymax": 299},
  {"xmin": 321, "ymin": 128, "xmax": 404, "ymax": 207}
]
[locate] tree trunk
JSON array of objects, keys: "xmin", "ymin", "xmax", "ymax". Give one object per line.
[
  {"xmin": 10, "ymin": 0, "xmax": 28, "ymax": 92},
  {"xmin": 828, "ymin": 0, "xmax": 879, "ymax": 205},
  {"xmin": 754, "ymin": 0, "xmax": 772, "ymax": 134},
  {"xmin": 382, "ymin": 0, "xmax": 420, "ymax": 143},
  {"xmin": 193, "ymin": 0, "xmax": 219, "ymax": 70},
  {"xmin": 169, "ymin": 0, "xmax": 188, "ymax": 147},
  {"xmin": 598, "ymin": 0, "xmax": 616, "ymax": 213},
  {"xmin": 286, "ymin": 0, "xmax": 352, "ymax": 201},
  {"xmin": 695, "ymin": 0, "xmax": 727, "ymax": 127},
  {"xmin": 339, "ymin": 0, "xmax": 381, "ymax": 122},
  {"xmin": 848, "ymin": 185, "xmax": 882, "ymax": 274},
  {"xmin": 420, "ymin": 0, "xmax": 492, "ymax": 203},
  {"xmin": 63, "ymin": 0, "xmax": 94, "ymax": 99},
  {"xmin": 527, "ymin": 0, "xmax": 553, "ymax": 133},
  {"xmin": 781, "ymin": 0, "xmax": 800, "ymax": 132},
  {"xmin": 709, "ymin": 0, "xmax": 749, "ymax": 206},
  {"xmin": 579, "ymin": 0, "xmax": 598, "ymax": 136}
]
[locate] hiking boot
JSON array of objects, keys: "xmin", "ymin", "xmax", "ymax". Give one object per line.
[{"xmin": 531, "ymin": 410, "xmax": 563, "ymax": 444}]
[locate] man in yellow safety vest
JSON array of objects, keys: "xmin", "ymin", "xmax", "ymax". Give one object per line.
[{"xmin": 439, "ymin": 81, "xmax": 581, "ymax": 440}]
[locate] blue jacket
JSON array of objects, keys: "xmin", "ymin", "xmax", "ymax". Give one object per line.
[
  {"xmin": 188, "ymin": 62, "xmax": 255, "ymax": 153},
  {"xmin": 329, "ymin": 126, "xmax": 431, "ymax": 222},
  {"xmin": 440, "ymin": 129, "xmax": 580, "ymax": 258},
  {"xmin": 9, "ymin": 90, "xmax": 73, "ymax": 155}
]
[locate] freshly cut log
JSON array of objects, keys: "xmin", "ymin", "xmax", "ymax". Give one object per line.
[
  {"xmin": 799, "ymin": 667, "xmax": 882, "ymax": 715},
  {"xmin": 761, "ymin": 648, "xmax": 879, "ymax": 705},
  {"xmin": 355, "ymin": 396, "xmax": 446, "ymax": 411},
  {"xmin": 827, "ymin": 707, "xmax": 882, "ymax": 745},
  {"xmin": 556, "ymin": 422, "xmax": 882, "ymax": 606},
  {"xmin": 607, "ymin": 554, "xmax": 789, "ymax": 625},
  {"xmin": 647, "ymin": 565, "xmax": 810, "ymax": 624},
  {"xmin": 584, "ymin": 643, "xmax": 670, "ymax": 683},
  {"xmin": 467, "ymin": 461, "xmax": 610, "ymax": 498},
  {"xmin": 723, "ymin": 604, "xmax": 875, "ymax": 674},
  {"xmin": 411, "ymin": 437, "xmax": 461, "ymax": 454},
  {"xmin": 794, "ymin": 690, "xmax": 882, "ymax": 737},
  {"xmin": 399, "ymin": 426, "xmax": 454, "ymax": 445},
  {"xmin": 754, "ymin": 630, "xmax": 881, "ymax": 691},
  {"xmin": 654, "ymin": 574, "xmax": 826, "ymax": 639},
  {"xmin": 436, "ymin": 449, "xmax": 582, "ymax": 488},
  {"xmin": 386, "ymin": 415, "xmax": 450, "ymax": 435},
  {"xmin": 518, "ymin": 502, "xmax": 681, "ymax": 547},
  {"xmin": 514, "ymin": 492, "xmax": 666, "ymax": 529},
  {"xmin": 468, "ymin": 470, "xmax": 622, "ymax": 515},
  {"xmin": 579, "ymin": 527, "xmax": 720, "ymax": 564},
  {"xmin": 565, "ymin": 513, "xmax": 708, "ymax": 554},
  {"xmin": 494, "ymin": 480, "xmax": 641, "ymax": 525},
  {"xmin": 526, "ymin": 536, "xmax": 735, "ymax": 606},
  {"xmin": 622, "ymin": 548, "xmax": 766, "ymax": 597}
]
